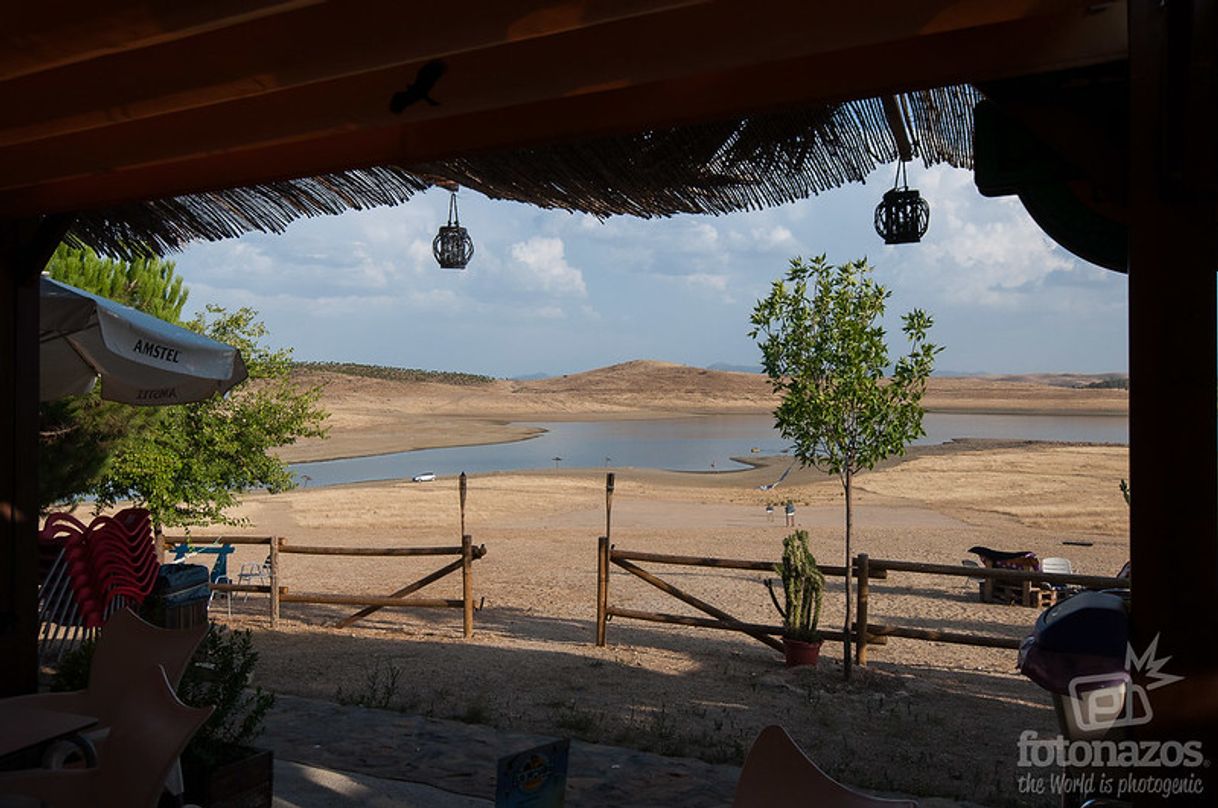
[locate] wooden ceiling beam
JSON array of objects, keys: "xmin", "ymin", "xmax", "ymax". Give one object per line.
[
  {"xmin": 0, "ymin": 1, "xmax": 314, "ymax": 81},
  {"xmin": 0, "ymin": 1, "xmax": 1127, "ymax": 216},
  {"xmin": 0, "ymin": 0, "xmax": 1125, "ymax": 201},
  {"xmin": 0, "ymin": 0, "xmax": 1118, "ymax": 153},
  {"xmin": 0, "ymin": 0, "xmax": 707, "ymax": 148}
]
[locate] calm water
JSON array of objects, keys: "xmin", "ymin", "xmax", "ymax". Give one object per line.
[{"xmin": 291, "ymin": 412, "xmax": 1127, "ymax": 488}]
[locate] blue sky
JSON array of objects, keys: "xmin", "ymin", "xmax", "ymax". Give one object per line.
[{"xmin": 172, "ymin": 164, "xmax": 1128, "ymax": 378}]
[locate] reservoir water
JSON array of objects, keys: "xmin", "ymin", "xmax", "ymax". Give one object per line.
[{"xmin": 291, "ymin": 412, "xmax": 1128, "ymax": 488}]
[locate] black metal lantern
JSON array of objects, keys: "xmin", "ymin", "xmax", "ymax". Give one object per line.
[
  {"xmin": 873, "ymin": 161, "xmax": 930, "ymax": 245},
  {"xmin": 432, "ymin": 189, "xmax": 474, "ymax": 269}
]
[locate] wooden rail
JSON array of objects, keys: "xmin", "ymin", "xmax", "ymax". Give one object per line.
[
  {"xmin": 852, "ymin": 555, "xmax": 1130, "ymax": 664},
  {"xmin": 164, "ymin": 535, "xmax": 486, "ymax": 636},
  {"xmin": 596, "ymin": 542, "xmax": 884, "ymax": 654},
  {"xmin": 594, "ymin": 537, "xmax": 1128, "ymax": 664}
]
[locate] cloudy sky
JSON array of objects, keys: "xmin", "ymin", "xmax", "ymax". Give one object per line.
[{"xmin": 172, "ymin": 164, "xmax": 1128, "ymax": 378}]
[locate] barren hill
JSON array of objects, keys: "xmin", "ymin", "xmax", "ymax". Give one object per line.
[
  {"xmin": 279, "ymin": 360, "xmax": 1126, "ymax": 462},
  {"xmin": 515, "ymin": 360, "xmax": 775, "ymax": 411}
]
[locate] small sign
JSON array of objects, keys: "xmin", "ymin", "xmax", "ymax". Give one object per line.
[{"xmin": 495, "ymin": 739, "xmax": 569, "ymax": 807}]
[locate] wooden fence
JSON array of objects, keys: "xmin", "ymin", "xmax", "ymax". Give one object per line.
[
  {"xmin": 595, "ymin": 541, "xmax": 1130, "ymax": 660},
  {"xmin": 853, "ymin": 556, "xmax": 1129, "ymax": 663},
  {"xmin": 163, "ymin": 534, "xmax": 486, "ymax": 637},
  {"xmin": 594, "ymin": 539, "xmax": 887, "ymax": 652}
]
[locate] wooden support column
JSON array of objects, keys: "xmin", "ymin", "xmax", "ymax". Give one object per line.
[
  {"xmin": 461, "ymin": 533, "xmax": 473, "ymax": 638},
  {"xmin": 855, "ymin": 554, "xmax": 870, "ymax": 666},
  {"xmin": 269, "ymin": 536, "xmax": 281, "ymax": 627},
  {"xmin": 596, "ymin": 535, "xmax": 609, "ymax": 647},
  {"xmin": 1128, "ymin": 1, "xmax": 1218, "ymax": 800},
  {"xmin": 0, "ymin": 215, "xmax": 69, "ymax": 696}
]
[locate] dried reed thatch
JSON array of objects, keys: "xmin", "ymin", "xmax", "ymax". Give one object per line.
[{"xmin": 65, "ymin": 86, "xmax": 980, "ymax": 260}]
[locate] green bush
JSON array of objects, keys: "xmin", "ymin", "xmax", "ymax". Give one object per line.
[{"xmin": 178, "ymin": 624, "xmax": 275, "ymax": 766}]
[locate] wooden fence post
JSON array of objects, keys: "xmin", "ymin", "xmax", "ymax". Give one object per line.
[
  {"xmin": 855, "ymin": 553, "xmax": 870, "ymax": 666},
  {"xmin": 605, "ymin": 472, "xmax": 614, "ymax": 540},
  {"xmin": 461, "ymin": 533, "xmax": 473, "ymax": 638},
  {"xmin": 596, "ymin": 535, "xmax": 609, "ymax": 646},
  {"xmin": 459, "ymin": 472, "xmax": 467, "ymax": 537},
  {"xmin": 269, "ymin": 537, "xmax": 281, "ymax": 628}
]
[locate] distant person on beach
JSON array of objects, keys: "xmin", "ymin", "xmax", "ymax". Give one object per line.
[
  {"xmin": 765, "ymin": 503, "xmax": 774, "ymax": 522},
  {"xmin": 784, "ymin": 500, "xmax": 795, "ymax": 526}
]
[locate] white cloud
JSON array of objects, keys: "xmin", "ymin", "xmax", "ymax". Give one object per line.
[
  {"xmin": 505, "ymin": 237, "xmax": 587, "ymax": 297},
  {"xmin": 750, "ymin": 224, "xmax": 795, "ymax": 250}
]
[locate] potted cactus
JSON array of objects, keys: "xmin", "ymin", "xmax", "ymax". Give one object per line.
[{"xmin": 766, "ymin": 530, "xmax": 826, "ymax": 667}]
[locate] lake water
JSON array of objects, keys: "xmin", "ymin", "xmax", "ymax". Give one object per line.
[{"xmin": 291, "ymin": 412, "xmax": 1128, "ymax": 488}]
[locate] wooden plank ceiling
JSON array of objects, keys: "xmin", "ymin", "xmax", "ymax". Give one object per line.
[{"xmin": 0, "ymin": 0, "xmax": 1126, "ymax": 218}]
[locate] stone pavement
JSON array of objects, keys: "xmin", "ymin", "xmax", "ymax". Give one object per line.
[
  {"xmin": 260, "ymin": 694, "xmax": 991, "ymax": 807},
  {"xmin": 273, "ymin": 760, "xmax": 489, "ymax": 807},
  {"xmin": 261, "ymin": 694, "xmax": 740, "ymax": 807}
]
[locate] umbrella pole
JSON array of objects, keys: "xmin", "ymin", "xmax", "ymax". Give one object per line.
[{"xmin": 0, "ymin": 215, "xmax": 72, "ymax": 697}]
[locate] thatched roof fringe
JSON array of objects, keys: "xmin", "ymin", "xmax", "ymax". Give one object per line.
[
  {"xmin": 65, "ymin": 167, "xmax": 429, "ymax": 261},
  {"xmin": 420, "ymin": 86, "xmax": 980, "ymax": 220},
  {"xmin": 66, "ymin": 86, "xmax": 981, "ymax": 259}
]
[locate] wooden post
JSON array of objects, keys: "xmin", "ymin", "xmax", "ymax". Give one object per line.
[
  {"xmin": 1127, "ymin": 3, "xmax": 1218, "ymax": 791},
  {"xmin": 855, "ymin": 554, "xmax": 870, "ymax": 666},
  {"xmin": 461, "ymin": 533, "xmax": 473, "ymax": 638},
  {"xmin": 269, "ymin": 537, "xmax": 281, "ymax": 628},
  {"xmin": 0, "ymin": 215, "xmax": 71, "ymax": 696},
  {"xmin": 459, "ymin": 471, "xmax": 467, "ymax": 538},
  {"xmin": 605, "ymin": 472, "xmax": 614, "ymax": 541},
  {"xmin": 596, "ymin": 535, "xmax": 609, "ymax": 646}
]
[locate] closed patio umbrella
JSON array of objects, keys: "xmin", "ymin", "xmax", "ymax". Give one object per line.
[{"xmin": 39, "ymin": 277, "xmax": 248, "ymax": 405}]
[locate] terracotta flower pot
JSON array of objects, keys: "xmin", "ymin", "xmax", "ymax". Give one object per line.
[{"xmin": 782, "ymin": 637, "xmax": 822, "ymax": 668}]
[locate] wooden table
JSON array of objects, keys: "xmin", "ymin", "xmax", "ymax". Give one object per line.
[{"xmin": 0, "ymin": 703, "xmax": 98, "ymax": 767}]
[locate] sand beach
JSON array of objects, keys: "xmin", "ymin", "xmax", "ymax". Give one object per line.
[{"xmin": 185, "ymin": 363, "xmax": 1129, "ymax": 806}]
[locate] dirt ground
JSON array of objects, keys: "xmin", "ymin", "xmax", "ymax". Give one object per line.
[{"xmin": 185, "ymin": 418, "xmax": 1129, "ymax": 806}]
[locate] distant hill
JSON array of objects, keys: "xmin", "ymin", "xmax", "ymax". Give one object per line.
[
  {"xmin": 517, "ymin": 360, "xmax": 774, "ymax": 409},
  {"xmin": 294, "ymin": 361, "xmax": 495, "ymax": 386},
  {"xmin": 706, "ymin": 362, "xmax": 761, "ymax": 374},
  {"xmin": 511, "ymin": 372, "xmax": 552, "ymax": 381},
  {"xmin": 980, "ymin": 372, "xmax": 1129, "ymax": 389}
]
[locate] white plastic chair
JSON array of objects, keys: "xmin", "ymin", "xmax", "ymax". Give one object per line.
[
  {"xmin": 235, "ymin": 556, "xmax": 271, "ymax": 602},
  {"xmin": 1040, "ymin": 556, "xmax": 1076, "ymax": 598},
  {"xmin": 1041, "ymin": 557, "xmax": 1074, "ymax": 576}
]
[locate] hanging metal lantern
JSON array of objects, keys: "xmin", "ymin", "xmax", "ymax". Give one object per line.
[
  {"xmin": 873, "ymin": 161, "xmax": 930, "ymax": 245},
  {"xmin": 432, "ymin": 189, "xmax": 474, "ymax": 269}
]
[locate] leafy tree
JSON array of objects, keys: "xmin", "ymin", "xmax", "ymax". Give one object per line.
[
  {"xmin": 39, "ymin": 247, "xmax": 189, "ymax": 509},
  {"xmin": 750, "ymin": 255, "xmax": 939, "ymax": 677},
  {"xmin": 46, "ymin": 245, "xmax": 189, "ymax": 321},
  {"xmin": 39, "ymin": 246, "xmax": 328, "ymax": 529},
  {"xmin": 90, "ymin": 306, "xmax": 328, "ymax": 529}
]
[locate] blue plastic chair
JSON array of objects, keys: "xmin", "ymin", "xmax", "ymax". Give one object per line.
[{"xmin": 170, "ymin": 544, "xmax": 234, "ymax": 616}]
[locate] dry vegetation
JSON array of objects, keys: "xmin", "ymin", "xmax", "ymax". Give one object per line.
[{"xmin": 177, "ymin": 362, "xmax": 1133, "ymax": 806}]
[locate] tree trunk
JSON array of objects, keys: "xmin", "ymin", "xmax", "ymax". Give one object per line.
[{"xmin": 842, "ymin": 467, "xmax": 853, "ymax": 680}]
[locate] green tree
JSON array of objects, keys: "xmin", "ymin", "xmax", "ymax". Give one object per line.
[
  {"xmin": 39, "ymin": 246, "xmax": 189, "ymax": 508},
  {"xmin": 750, "ymin": 255, "xmax": 939, "ymax": 677},
  {"xmin": 90, "ymin": 306, "xmax": 328, "ymax": 529},
  {"xmin": 39, "ymin": 246, "xmax": 328, "ymax": 529}
]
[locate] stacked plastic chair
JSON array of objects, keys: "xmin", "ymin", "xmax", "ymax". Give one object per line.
[{"xmin": 37, "ymin": 508, "xmax": 160, "ymax": 663}]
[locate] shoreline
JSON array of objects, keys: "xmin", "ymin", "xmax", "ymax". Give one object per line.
[{"xmin": 281, "ymin": 407, "xmax": 1129, "ymax": 466}]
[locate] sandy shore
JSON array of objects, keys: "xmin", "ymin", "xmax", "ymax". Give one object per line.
[
  {"xmin": 192, "ymin": 424, "xmax": 1128, "ymax": 806},
  {"xmin": 277, "ymin": 363, "xmax": 1127, "ymax": 462}
]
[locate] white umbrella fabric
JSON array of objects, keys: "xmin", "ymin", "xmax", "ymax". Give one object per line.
[{"xmin": 39, "ymin": 277, "xmax": 248, "ymax": 405}]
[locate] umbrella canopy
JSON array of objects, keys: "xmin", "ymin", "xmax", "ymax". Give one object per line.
[{"xmin": 39, "ymin": 277, "xmax": 248, "ymax": 405}]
